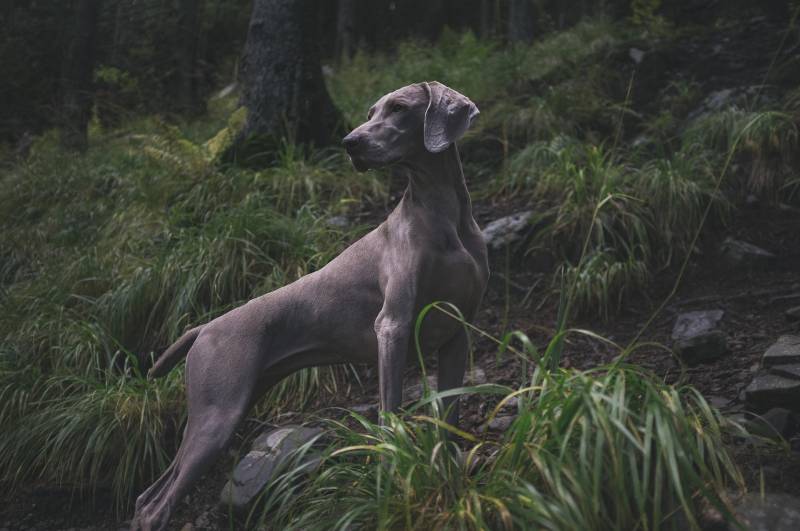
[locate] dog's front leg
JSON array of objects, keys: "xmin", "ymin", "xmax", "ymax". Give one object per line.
[
  {"xmin": 374, "ymin": 281, "xmax": 416, "ymax": 416},
  {"xmin": 374, "ymin": 316, "xmax": 410, "ymax": 415}
]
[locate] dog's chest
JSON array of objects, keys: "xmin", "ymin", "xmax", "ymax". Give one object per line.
[{"xmin": 425, "ymin": 243, "xmax": 486, "ymax": 310}]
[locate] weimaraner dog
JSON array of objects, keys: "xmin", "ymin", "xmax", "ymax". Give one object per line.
[{"xmin": 131, "ymin": 81, "xmax": 489, "ymax": 530}]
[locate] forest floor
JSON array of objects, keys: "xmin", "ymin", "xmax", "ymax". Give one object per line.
[{"xmin": 2, "ymin": 193, "xmax": 799, "ymax": 531}]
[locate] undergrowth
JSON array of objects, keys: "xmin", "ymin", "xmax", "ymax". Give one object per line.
[
  {"xmin": 0, "ymin": 111, "xmax": 384, "ymax": 512},
  {"xmin": 1, "ymin": 14, "xmax": 797, "ymax": 516},
  {"xmin": 246, "ymin": 329, "xmax": 745, "ymax": 531}
]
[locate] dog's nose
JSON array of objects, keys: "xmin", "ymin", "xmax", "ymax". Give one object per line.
[{"xmin": 342, "ymin": 133, "xmax": 361, "ymax": 151}]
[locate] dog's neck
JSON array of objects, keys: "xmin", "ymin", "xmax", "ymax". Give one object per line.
[{"xmin": 398, "ymin": 144, "xmax": 473, "ymax": 225}]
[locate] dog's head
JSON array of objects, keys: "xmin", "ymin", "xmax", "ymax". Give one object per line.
[{"xmin": 342, "ymin": 81, "xmax": 479, "ymax": 172}]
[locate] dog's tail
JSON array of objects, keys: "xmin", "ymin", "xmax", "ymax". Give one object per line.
[{"xmin": 148, "ymin": 326, "xmax": 203, "ymax": 379}]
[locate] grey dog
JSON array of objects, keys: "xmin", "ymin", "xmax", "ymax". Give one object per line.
[{"xmin": 131, "ymin": 81, "xmax": 489, "ymax": 530}]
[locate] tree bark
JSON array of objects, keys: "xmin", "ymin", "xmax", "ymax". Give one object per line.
[
  {"xmin": 508, "ymin": 0, "xmax": 535, "ymax": 43},
  {"xmin": 479, "ymin": 0, "xmax": 493, "ymax": 38},
  {"xmin": 238, "ymin": 0, "xmax": 343, "ymax": 153},
  {"xmin": 335, "ymin": 0, "xmax": 357, "ymax": 59},
  {"xmin": 176, "ymin": 0, "xmax": 203, "ymax": 115},
  {"xmin": 60, "ymin": 0, "xmax": 100, "ymax": 151}
]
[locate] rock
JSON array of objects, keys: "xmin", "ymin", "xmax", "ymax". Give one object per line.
[
  {"xmin": 672, "ymin": 309, "xmax": 723, "ymax": 338},
  {"xmin": 744, "ymin": 374, "xmax": 800, "ymax": 412},
  {"xmin": 786, "ymin": 306, "xmax": 800, "ymax": 322},
  {"xmin": 671, "ymin": 310, "xmax": 727, "ymax": 364},
  {"xmin": 501, "ymin": 396, "xmax": 520, "ymax": 411},
  {"xmin": 194, "ymin": 511, "xmax": 213, "ymax": 530},
  {"xmin": 707, "ymin": 395, "xmax": 732, "ymax": 409},
  {"xmin": 732, "ymin": 492, "xmax": 800, "ymax": 531},
  {"xmin": 220, "ymin": 425, "xmax": 324, "ymax": 509},
  {"xmin": 349, "ymin": 403, "xmax": 378, "ymax": 418},
  {"xmin": 759, "ymin": 408, "xmax": 798, "ymax": 438},
  {"xmin": 404, "ymin": 368, "xmax": 486, "ymax": 404},
  {"xmin": 464, "ymin": 367, "xmax": 486, "ymax": 385},
  {"xmin": 674, "ymin": 330, "xmax": 728, "ymax": 364},
  {"xmin": 404, "ymin": 375, "xmax": 437, "ymax": 403},
  {"xmin": 325, "ymin": 215, "xmax": 349, "ymax": 229},
  {"xmin": 688, "ymin": 86, "xmax": 766, "ymax": 122},
  {"xmin": 719, "ymin": 237, "xmax": 775, "ymax": 269},
  {"xmin": 481, "ymin": 211, "xmax": 534, "ymax": 250},
  {"xmin": 179, "ymin": 524, "xmax": 194, "ymax": 531},
  {"xmin": 762, "ymin": 336, "xmax": 800, "ymax": 367},
  {"xmin": 705, "ymin": 89, "xmax": 735, "ymax": 111},
  {"xmin": 628, "ymin": 47, "xmax": 645, "ymax": 64},
  {"xmin": 771, "ymin": 364, "xmax": 800, "ymax": 380},
  {"xmin": 488, "ymin": 415, "xmax": 515, "ymax": 432}
]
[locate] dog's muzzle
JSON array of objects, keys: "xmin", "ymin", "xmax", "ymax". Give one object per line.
[{"xmin": 342, "ymin": 132, "xmax": 371, "ymax": 172}]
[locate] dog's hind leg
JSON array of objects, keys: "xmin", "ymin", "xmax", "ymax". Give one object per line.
[
  {"xmin": 132, "ymin": 335, "xmax": 258, "ymax": 531},
  {"xmin": 132, "ymin": 460, "xmax": 177, "ymax": 519},
  {"xmin": 132, "ymin": 404, "xmax": 248, "ymax": 530},
  {"xmin": 437, "ymin": 329, "xmax": 468, "ymax": 428}
]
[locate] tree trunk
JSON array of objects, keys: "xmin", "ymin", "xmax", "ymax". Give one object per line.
[
  {"xmin": 479, "ymin": 0, "xmax": 493, "ymax": 38},
  {"xmin": 508, "ymin": 0, "xmax": 535, "ymax": 43},
  {"xmin": 238, "ymin": 0, "xmax": 343, "ymax": 154},
  {"xmin": 61, "ymin": 0, "xmax": 100, "ymax": 151},
  {"xmin": 335, "ymin": 0, "xmax": 357, "ymax": 59},
  {"xmin": 176, "ymin": 0, "xmax": 203, "ymax": 115}
]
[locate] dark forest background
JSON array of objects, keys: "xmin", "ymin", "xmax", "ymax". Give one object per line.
[{"xmin": 3, "ymin": 0, "xmax": 793, "ymax": 150}]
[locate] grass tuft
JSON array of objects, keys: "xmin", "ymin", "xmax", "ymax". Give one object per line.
[
  {"xmin": 251, "ymin": 349, "xmax": 743, "ymax": 530},
  {"xmin": 0, "ymin": 363, "xmax": 185, "ymax": 513}
]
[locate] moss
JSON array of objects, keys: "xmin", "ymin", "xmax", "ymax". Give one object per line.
[{"xmin": 204, "ymin": 105, "xmax": 248, "ymax": 162}]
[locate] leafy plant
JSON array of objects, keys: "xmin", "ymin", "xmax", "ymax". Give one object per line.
[{"xmin": 250, "ymin": 333, "xmax": 744, "ymax": 531}]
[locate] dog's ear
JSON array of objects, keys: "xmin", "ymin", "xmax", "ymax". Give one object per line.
[{"xmin": 423, "ymin": 81, "xmax": 480, "ymax": 153}]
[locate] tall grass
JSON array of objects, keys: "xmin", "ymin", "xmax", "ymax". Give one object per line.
[
  {"xmin": 682, "ymin": 109, "xmax": 799, "ymax": 201},
  {"xmin": 0, "ymin": 365, "xmax": 185, "ymax": 512},
  {"xmin": 493, "ymin": 137, "xmax": 722, "ymax": 317},
  {"xmin": 0, "ymin": 115, "xmax": 384, "ymax": 511},
  {"xmin": 249, "ymin": 335, "xmax": 743, "ymax": 530}
]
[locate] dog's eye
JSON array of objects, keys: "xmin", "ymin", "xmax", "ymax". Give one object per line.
[{"xmin": 390, "ymin": 103, "xmax": 406, "ymax": 114}]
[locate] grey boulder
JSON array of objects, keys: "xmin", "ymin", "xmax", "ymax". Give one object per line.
[
  {"xmin": 744, "ymin": 374, "xmax": 800, "ymax": 412},
  {"xmin": 404, "ymin": 366, "xmax": 486, "ymax": 403},
  {"xmin": 762, "ymin": 336, "xmax": 800, "ymax": 367},
  {"xmin": 671, "ymin": 310, "xmax": 727, "ymax": 364},
  {"xmin": 719, "ymin": 237, "xmax": 775, "ymax": 269},
  {"xmin": 745, "ymin": 408, "xmax": 799, "ymax": 439},
  {"xmin": 487, "ymin": 415, "xmax": 515, "ymax": 432},
  {"xmin": 220, "ymin": 425, "xmax": 323, "ymax": 509},
  {"xmin": 732, "ymin": 493, "xmax": 800, "ymax": 531},
  {"xmin": 481, "ymin": 211, "xmax": 534, "ymax": 250}
]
